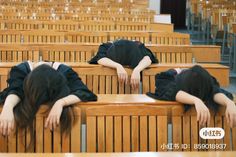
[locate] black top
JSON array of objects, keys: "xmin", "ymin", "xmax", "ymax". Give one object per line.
[
  {"xmin": 0, "ymin": 62, "xmax": 97, "ymax": 104},
  {"xmin": 146, "ymin": 69, "xmax": 233, "ymax": 111},
  {"xmin": 89, "ymin": 39, "xmax": 158, "ymax": 69}
]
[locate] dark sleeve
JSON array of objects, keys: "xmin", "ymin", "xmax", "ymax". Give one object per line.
[
  {"xmin": 89, "ymin": 43, "xmax": 110, "ymax": 64},
  {"xmin": 211, "ymin": 76, "xmax": 233, "ymax": 100},
  {"xmin": 146, "ymin": 69, "xmax": 178, "ymax": 101},
  {"xmin": 64, "ymin": 67, "xmax": 97, "ymax": 102},
  {"xmin": 0, "ymin": 63, "xmax": 29, "ymax": 102}
]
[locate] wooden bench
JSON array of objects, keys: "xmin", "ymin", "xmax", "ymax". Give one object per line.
[
  {"xmin": 86, "ymin": 105, "xmax": 168, "ymax": 152},
  {"xmin": 0, "ymin": 106, "xmax": 81, "ymax": 153},
  {"xmin": 0, "ymin": 44, "xmax": 221, "ymax": 63},
  {"xmin": 1, "ymin": 94, "xmax": 236, "ymax": 152},
  {"xmin": 171, "ymin": 105, "xmax": 236, "ymax": 151},
  {"xmin": 65, "ymin": 32, "xmax": 108, "ymax": 44},
  {"xmin": 0, "ymin": 62, "xmax": 229, "ymax": 94},
  {"xmin": 150, "ymin": 32, "xmax": 190, "ymax": 45},
  {"xmin": 0, "ymin": 152, "xmax": 236, "ymax": 156}
]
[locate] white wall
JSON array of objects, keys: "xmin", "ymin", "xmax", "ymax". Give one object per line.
[{"xmin": 149, "ymin": 0, "xmax": 161, "ymax": 14}]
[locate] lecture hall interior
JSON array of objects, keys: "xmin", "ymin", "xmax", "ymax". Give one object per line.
[{"xmin": 0, "ymin": 0, "xmax": 236, "ymax": 156}]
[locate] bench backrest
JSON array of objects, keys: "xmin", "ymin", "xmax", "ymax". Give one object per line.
[{"xmin": 86, "ymin": 105, "xmax": 168, "ymax": 152}]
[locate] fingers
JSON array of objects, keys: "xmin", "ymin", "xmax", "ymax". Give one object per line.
[
  {"xmin": 118, "ymin": 73, "xmax": 128, "ymax": 85},
  {"xmin": 131, "ymin": 78, "xmax": 140, "ymax": 89},
  {"xmin": 45, "ymin": 115, "xmax": 60, "ymax": 131},
  {"xmin": 0, "ymin": 120, "xmax": 14, "ymax": 136},
  {"xmin": 198, "ymin": 110, "xmax": 210, "ymax": 126}
]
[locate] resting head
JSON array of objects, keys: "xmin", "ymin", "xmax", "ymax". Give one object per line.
[{"xmin": 175, "ymin": 65, "xmax": 214, "ymax": 101}]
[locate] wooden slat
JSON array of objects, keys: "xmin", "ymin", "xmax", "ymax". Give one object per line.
[
  {"xmin": 86, "ymin": 116, "xmax": 96, "ymax": 152},
  {"xmin": 114, "ymin": 116, "xmax": 122, "ymax": 152},
  {"xmin": 53, "ymin": 128, "xmax": 61, "ymax": 153},
  {"xmin": 122, "ymin": 116, "xmax": 131, "ymax": 152},
  {"xmin": 148, "ymin": 116, "xmax": 156, "ymax": 151},
  {"xmin": 105, "ymin": 116, "xmax": 113, "ymax": 152},
  {"xmin": 172, "ymin": 116, "xmax": 182, "ymax": 151},
  {"xmin": 36, "ymin": 116, "xmax": 43, "ymax": 153},
  {"xmin": 157, "ymin": 116, "xmax": 167, "ymax": 152},
  {"xmin": 131, "ymin": 116, "xmax": 139, "ymax": 152},
  {"xmin": 97, "ymin": 116, "xmax": 105, "ymax": 152},
  {"xmin": 71, "ymin": 116, "xmax": 81, "ymax": 152},
  {"xmin": 139, "ymin": 116, "xmax": 147, "ymax": 152},
  {"xmin": 182, "ymin": 116, "xmax": 191, "ymax": 151}
]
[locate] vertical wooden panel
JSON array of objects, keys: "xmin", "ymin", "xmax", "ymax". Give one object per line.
[
  {"xmin": 105, "ymin": 116, "xmax": 113, "ymax": 152},
  {"xmin": 0, "ymin": 133, "xmax": 7, "ymax": 152},
  {"xmin": 86, "ymin": 75, "xmax": 93, "ymax": 92},
  {"xmin": 105, "ymin": 76, "xmax": 111, "ymax": 94},
  {"xmin": 87, "ymin": 116, "xmax": 96, "ymax": 152},
  {"xmin": 140, "ymin": 116, "xmax": 147, "ymax": 151},
  {"xmin": 99, "ymin": 76, "xmax": 105, "ymax": 94},
  {"xmin": 36, "ymin": 116, "xmax": 43, "ymax": 153},
  {"xmin": 232, "ymin": 128, "xmax": 236, "ymax": 150},
  {"xmin": 97, "ymin": 116, "xmax": 105, "ymax": 152},
  {"xmin": 17, "ymin": 129, "xmax": 26, "ymax": 152},
  {"xmin": 149, "ymin": 116, "xmax": 156, "ymax": 151},
  {"xmin": 93, "ymin": 75, "xmax": 99, "ymax": 94},
  {"xmin": 157, "ymin": 116, "xmax": 167, "ymax": 152},
  {"xmin": 61, "ymin": 133, "xmax": 70, "ymax": 152},
  {"xmin": 122, "ymin": 116, "xmax": 131, "ymax": 152},
  {"xmin": 53, "ymin": 128, "xmax": 61, "ymax": 153},
  {"xmin": 142, "ymin": 76, "xmax": 149, "ymax": 94},
  {"xmin": 114, "ymin": 116, "xmax": 122, "ymax": 152},
  {"xmin": 131, "ymin": 116, "xmax": 139, "ymax": 152},
  {"xmin": 44, "ymin": 127, "xmax": 52, "ymax": 153},
  {"xmin": 223, "ymin": 117, "xmax": 230, "ymax": 151},
  {"xmin": 112, "ymin": 76, "xmax": 118, "ymax": 94},
  {"xmin": 8, "ymin": 132, "xmax": 16, "ymax": 152},
  {"xmin": 207, "ymin": 115, "xmax": 215, "ymax": 151},
  {"xmin": 71, "ymin": 116, "xmax": 81, "ymax": 152},
  {"xmin": 190, "ymin": 116, "xmax": 198, "ymax": 151},
  {"xmin": 172, "ymin": 116, "xmax": 182, "ymax": 151},
  {"xmin": 183, "ymin": 116, "xmax": 191, "ymax": 151},
  {"xmin": 215, "ymin": 116, "xmax": 223, "ymax": 145}
]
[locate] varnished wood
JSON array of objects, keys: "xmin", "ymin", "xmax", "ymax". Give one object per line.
[{"xmin": 0, "ymin": 152, "xmax": 236, "ymax": 157}]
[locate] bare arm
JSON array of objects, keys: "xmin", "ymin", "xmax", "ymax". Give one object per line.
[
  {"xmin": 176, "ymin": 90, "xmax": 210, "ymax": 126},
  {"xmin": 214, "ymin": 93, "xmax": 236, "ymax": 127},
  {"xmin": 0, "ymin": 94, "xmax": 20, "ymax": 135},
  {"xmin": 98, "ymin": 57, "xmax": 128, "ymax": 84},
  {"xmin": 45, "ymin": 94, "xmax": 81, "ymax": 130},
  {"xmin": 131, "ymin": 56, "xmax": 152, "ymax": 89},
  {"xmin": 133, "ymin": 56, "xmax": 152, "ymax": 72}
]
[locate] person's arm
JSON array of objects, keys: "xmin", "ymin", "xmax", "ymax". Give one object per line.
[
  {"xmin": 45, "ymin": 95, "xmax": 80, "ymax": 130},
  {"xmin": 213, "ymin": 93, "xmax": 236, "ymax": 127},
  {"xmin": 131, "ymin": 56, "xmax": 152, "ymax": 89},
  {"xmin": 176, "ymin": 90, "xmax": 211, "ymax": 126},
  {"xmin": 0, "ymin": 94, "xmax": 20, "ymax": 135},
  {"xmin": 98, "ymin": 57, "xmax": 128, "ymax": 84}
]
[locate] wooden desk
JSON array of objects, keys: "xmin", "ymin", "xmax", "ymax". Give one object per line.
[{"xmin": 0, "ymin": 152, "xmax": 236, "ymax": 157}]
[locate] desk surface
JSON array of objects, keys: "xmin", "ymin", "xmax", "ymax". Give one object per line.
[{"xmin": 0, "ymin": 152, "xmax": 236, "ymax": 157}]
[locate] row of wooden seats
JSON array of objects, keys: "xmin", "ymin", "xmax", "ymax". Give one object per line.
[
  {"xmin": 0, "ymin": 43, "xmax": 221, "ymax": 63},
  {"xmin": 1, "ymin": 0, "xmax": 149, "ymax": 9},
  {"xmin": 0, "ymin": 94, "xmax": 235, "ymax": 152},
  {"xmin": 0, "ymin": 30, "xmax": 187, "ymax": 45},
  {"xmin": 0, "ymin": 14, "xmax": 154, "ymax": 23},
  {"xmin": 0, "ymin": 20, "xmax": 172, "ymax": 32},
  {"xmin": 0, "ymin": 13, "xmax": 154, "ymax": 23},
  {"xmin": 0, "ymin": 6, "xmax": 156, "ymax": 16},
  {"xmin": 0, "ymin": 30, "xmax": 182, "ymax": 44},
  {"xmin": 0, "ymin": 62, "xmax": 229, "ymax": 96}
]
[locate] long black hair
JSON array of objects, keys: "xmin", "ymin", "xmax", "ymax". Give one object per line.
[
  {"xmin": 175, "ymin": 65, "xmax": 216, "ymax": 111},
  {"xmin": 13, "ymin": 64, "xmax": 75, "ymax": 150}
]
